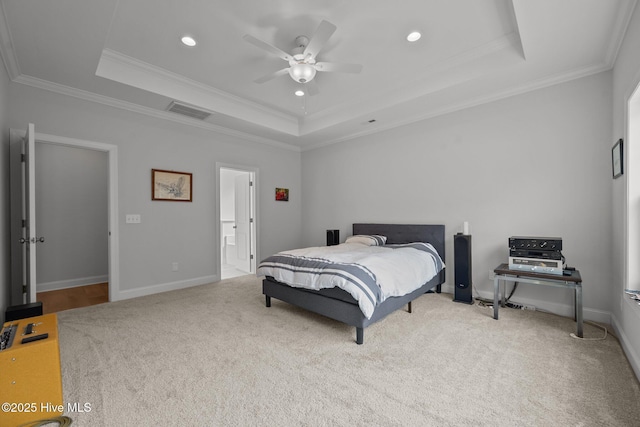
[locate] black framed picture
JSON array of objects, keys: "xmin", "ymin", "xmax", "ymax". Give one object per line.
[
  {"xmin": 275, "ymin": 188, "xmax": 289, "ymax": 201},
  {"xmin": 612, "ymin": 139, "xmax": 623, "ymax": 179},
  {"xmin": 152, "ymin": 169, "xmax": 193, "ymax": 201}
]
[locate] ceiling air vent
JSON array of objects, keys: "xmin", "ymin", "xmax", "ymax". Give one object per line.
[{"xmin": 166, "ymin": 101, "xmax": 212, "ymax": 120}]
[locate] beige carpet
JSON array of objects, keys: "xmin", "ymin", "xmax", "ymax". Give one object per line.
[{"xmin": 56, "ymin": 275, "xmax": 640, "ymax": 426}]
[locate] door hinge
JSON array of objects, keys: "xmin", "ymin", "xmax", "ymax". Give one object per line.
[
  {"xmin": 250, "ymin": 254, "xmax": 254, "ymax": 260},
  {"xmin": 249, "ymin": 181, "xmax": 253, "ymax": 187},
  {"xmin": 22, "ymin": 285, "xmax": 27, "ymax": 294},
  {"xmin": 22, "ymin": 219, "xmax": 25, "ymax": 228},
  {"xmin": 250, "ymin": 218, "xmax": 254, "ymax": 223},
  {"xmin": 21, "ymin": 154, "xmax": 25, "ymax": 162}
]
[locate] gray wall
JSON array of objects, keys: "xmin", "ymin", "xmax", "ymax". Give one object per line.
[
  {"xmin": 302, "ymin": 71, "xmax": 613, "ymax": 322},
  {"xmin": 35, "ymin": 143, "xmax": 108, "ymax": 290},
  {"xmin": 612, "ymin": 3, "xmax": 640, "ymax": 379},
  {"xmin": 0, "ymin": 51, "xmax": 10, "ymax": 318},
  {"xmin": 6, "ymin": 83, "xmax": 302, "ymax": 300}
]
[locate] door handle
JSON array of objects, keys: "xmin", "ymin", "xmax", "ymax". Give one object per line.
[
  {"xmin": 19, "ymin": 238, "xmax": 26, "ymax": 244},
  {"xmin": 30, "ymin": 237, "xmax": 45, "ymax": 243}
]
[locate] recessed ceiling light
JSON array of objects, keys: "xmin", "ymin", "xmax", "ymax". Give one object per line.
[
  {"xmin": 407, "ymin": 31, "xmax": 421, "ymax": 42},
  {"xmin": 295, "ymin": 90, "xmax": 305, "ymax": 97},
  {"xmin": 181, "ymin": 35, "xmax": 197, "ymax": 47}
]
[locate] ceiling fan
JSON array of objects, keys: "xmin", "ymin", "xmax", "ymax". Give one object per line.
[{"xmin": 243, "ymin": 20, "xmax": 363, "ymax": 95}]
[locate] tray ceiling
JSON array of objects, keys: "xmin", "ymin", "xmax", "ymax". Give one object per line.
[{"xmin": 0, "ymin": 0, "xmax": 635, "ymax": 150}]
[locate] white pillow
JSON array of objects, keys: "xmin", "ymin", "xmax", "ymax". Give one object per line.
[{"xmin": 345, "ymin": 234, "xmax": 387, "ymax": 246}]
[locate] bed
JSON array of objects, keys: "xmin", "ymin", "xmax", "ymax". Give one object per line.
[{"xmin": 258, "ymin": 224, "xmax": 446, "ymax": 344}]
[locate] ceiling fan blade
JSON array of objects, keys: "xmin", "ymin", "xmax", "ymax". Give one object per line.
[
  {"xmin": 254, "ymin": 68, "xmax": 290, "ymax": 84},
  {"xmin": 304, "ymin": 79, "xmax": 319, "ymax": 96},
  {"xmin": 314, "ymin": 62, "xmax": 363, "ymax": 74},
  {"xmin": 303, "ymin": 20, "xmax": 337, "ymax": 58},
  {"xmin": 243, "ymin": 34, "xmax": 292, "ymax": 62}
]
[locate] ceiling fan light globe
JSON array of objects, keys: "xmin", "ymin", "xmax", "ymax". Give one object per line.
[{"xmin": 289, "ymin": 63, "xmax": 316, "ymax": 83}]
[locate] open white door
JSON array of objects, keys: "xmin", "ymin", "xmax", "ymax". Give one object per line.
[
  {"xmin": 25, "ymin": 123, "xmax": 38, "ymax": 303},
  {"xmin": 234, "ymin": 173, "xmax": 252, "ymax": 273},
  {"xmin": 9, "ymin": 123, "xmax": 38, "ymax": 304}
]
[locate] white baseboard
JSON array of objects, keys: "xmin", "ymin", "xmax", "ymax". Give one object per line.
[
  {"xmin": 37, "ymin": 275, "xmax": 109, "ymax": 293},
  {"xmin": 611, "ymin": 312, "xmax": 640, "ymax": 382},
  {"xmin": 114, "ymin": 275, "xmax": 220, "ymax": 301}
]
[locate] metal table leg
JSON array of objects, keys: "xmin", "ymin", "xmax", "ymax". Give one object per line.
[
  {"xmin": 493, "ymin": 276, "xmax": 500, "ymax": 319},
  {"xmin": 576, "ymin": 283, "xmax": 583, "ymax": 338},
  {"xmin": 492, "ymin": 265, "xmax": 584, "ymax": 337}
]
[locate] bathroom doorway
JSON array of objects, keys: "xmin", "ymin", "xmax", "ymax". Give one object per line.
[{"xmin": 218, "ymin": 165, "xmax": 257, "ymax": 279}]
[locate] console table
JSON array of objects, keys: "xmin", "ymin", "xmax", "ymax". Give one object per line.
[{"xmin": 493, "ymin": 263, "xmax": 583, "ymax": 337}]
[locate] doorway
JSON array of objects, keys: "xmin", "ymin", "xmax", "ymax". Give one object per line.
[
  {"xmin": 9, "ymin": 127, "xmax": 119, "ymax": 310},
  {"xmin": 34, "ymin": 142, "xmax": 109, "ymax": 313},
  {"xmin": 217, "ymin": 164, "xmax": 257, "ymax": 280}
]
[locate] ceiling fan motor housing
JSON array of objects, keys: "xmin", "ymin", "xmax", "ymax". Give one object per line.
[{"xmin": 289, "ymin": 52, "xmax": 317, "ymax": 83}]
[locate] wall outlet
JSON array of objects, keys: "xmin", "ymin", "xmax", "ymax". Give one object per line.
[
  {"xmin": 172, "ymin": 262, "xmax": 179, "ymax": 272},
  {"xmin": 125, "ymin": 214, "xmax": 141, "ymax": 224}
]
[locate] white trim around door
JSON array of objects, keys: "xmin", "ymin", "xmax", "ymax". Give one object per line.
[
  {"xmin": 215, "ymin": 162, "xmax": 259, "ymax": 280},
  {"xmin": 16, "ymin": 130, "xmax": 120, "ymax": 302}
]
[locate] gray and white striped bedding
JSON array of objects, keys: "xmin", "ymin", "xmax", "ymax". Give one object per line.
[{"xmin": 257, "ymin": 242, "xmax": 445, "ymax": 319}]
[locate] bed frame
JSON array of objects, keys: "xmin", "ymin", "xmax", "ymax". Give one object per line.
[{"xmin": 262, "ymin": 223, "xmax": 446, "ymax": 344}]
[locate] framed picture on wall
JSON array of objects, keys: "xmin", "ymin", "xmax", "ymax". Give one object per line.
[
  {"xmin": 612, "ymin": 139, "xmax": 623, "ymax": 179},
  {"xmin": 275, "ymin": 188, "xmax": 289, "ymax": 201},
  {"xmin": 152, "ymin": 169, "xmax": 193, "ymax": 201}
]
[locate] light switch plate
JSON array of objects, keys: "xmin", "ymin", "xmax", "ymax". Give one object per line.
[{"xmin": 125, "ymin": 214, "xmax": 141, "ymax": 224}]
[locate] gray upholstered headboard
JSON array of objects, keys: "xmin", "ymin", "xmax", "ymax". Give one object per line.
[{"xmin": 352, "ymin": 223, "xmax": 445, "ymax": 262}]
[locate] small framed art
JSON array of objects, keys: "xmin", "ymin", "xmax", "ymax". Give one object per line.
[
  {"xmin": 275, "ymin": 188, "xmax": 289, "ymax": 201},
  {"xmin": 152, "ymin": 169, "xmax": 192, "ymax": 201},
  {"xmin": 612, "ymin": 139, "xmax": 623, "ymax": 179}
]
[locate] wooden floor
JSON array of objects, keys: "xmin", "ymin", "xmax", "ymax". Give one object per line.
[{"xmin": 37, "ymin": 283, "xmax": 109, "ymax": 314}]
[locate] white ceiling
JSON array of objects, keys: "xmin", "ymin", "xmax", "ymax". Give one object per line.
[{"xmin": 0, "ymin": 0, "xmax": 636, "ymax": 150}]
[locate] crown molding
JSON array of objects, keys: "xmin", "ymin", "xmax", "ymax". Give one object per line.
[
  {"xmin": 300, "ymin": 32, "xmax": 523, "ymax": 136},
  {"xmin": 10, "ymin": 56, "xmax": 611, "ymax": 155},
  {"xmin": 0, "ymin": 1, "xmax": 20, "ymax": 79},
  {"xmin": 12, "ymin": 74, "xmax": 301, "ymax": 152},
  {"xmin": 302, "ymin": 60, "xmax": 611, "ymax": 151},
  {"xmin": 604, "ymin": 0, "xmax": 639, "ymax": 68},
  {"xmin": 96, "ymin": 49, "xmax": 300, "ymax": 136}
]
